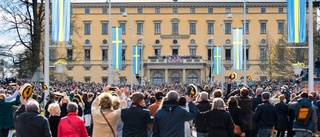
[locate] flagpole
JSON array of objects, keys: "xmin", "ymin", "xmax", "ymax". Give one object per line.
[
  {"xmin": 211, "ymin": 37, "xmax": 214, "ymax": 85},
  {"xmin": 130, "ymin": 15, "xmax": 133, "ymax": 90},
  {"xmin": 308, "ymin": 0, "xmax": 314, "ymax": 93},
  {"xmin": 107, "ymin": 0, "xmax": 113, "ymax": 85},
  {"xmin": 243, "ymin": 0, "xmax": 247, "ymax": 84},
  {"xmin": 140, "ymin": 35, "xmax": 144, "ymax": 85},
  {"xmin": 44, "ymin": 0, "xmax": 50, "ymax": 105}
]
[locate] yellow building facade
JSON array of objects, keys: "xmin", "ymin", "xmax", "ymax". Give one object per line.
[{"xmin": 56, "ymin": 0, "xmax": 292, "ymax": 84}]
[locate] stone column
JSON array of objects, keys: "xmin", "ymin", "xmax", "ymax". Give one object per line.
[
  {"xmin": 165, "ymin": 69, "xmax": 168, "ymax": 83},
  {"xmin": 147, "ymin": 69, "xmax": 150, "ymax": 82},
  {"xmin": 183, "ymin": 69, "xmax": 186, "ymax": 83}
]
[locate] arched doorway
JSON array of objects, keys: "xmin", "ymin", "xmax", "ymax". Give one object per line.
[
  {"xmin": 188, "ymin": 73, "xmax": 198, "ymax": 84},
  {"xmin": 153, "ymin": 73, "xmax": 163, "ymax": 84},
  {"xmin": 170, "ymin": 72, "xmax": 180, "ymax": 84}
]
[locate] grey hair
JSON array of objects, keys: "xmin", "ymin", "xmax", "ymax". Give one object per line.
[
  {"xmin": 26, "ymin": 99, "xmax": 40, "ymax": 112},
  {"xmin": 256, "ymin": 88, "xmax": 263, "ymax": 95},
  {"xmin": 199, "ymin": 92, "xmax": 208, "ymax": 101},
  {"xmin": 212, "ymin": 98, "xmax": 226, "ymax": 111},
  {"xmin": 67, "ymin": 102, "xmax": 78, "ymax": 112},
  {"xmin": 166, "ymin": 90, "xmax": 179, "ymax": 101}
]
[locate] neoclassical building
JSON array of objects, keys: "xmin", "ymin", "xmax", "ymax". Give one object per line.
[{"xmin": 52, "ymin": 0, "xmax": 297, "ymax": 84}]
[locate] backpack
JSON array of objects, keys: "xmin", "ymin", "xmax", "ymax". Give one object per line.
[{"xmin": 295, "ymin": 104, "xmax": 313, "ymax": 126}]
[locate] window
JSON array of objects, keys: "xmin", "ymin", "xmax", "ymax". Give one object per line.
[
  {"xmin": 190, "ymin": 49, "xmax": 196, "ymax": 56},
  {"xmin": 242, "ymin": 21, "xmax": 249, "ymax": 34},
  {"xmin": 155, "ymin": 39, "xmax": 160, "ymax": 44},
  {"xmin": 207, "ymin": 49, "xmax": 213, "ymax": 60},
  {"xmin": 85, "ymin": 39, "xmax": 90, "ymax": 44},
  {"xmin": 278, "ymin": 21, "xmax": 284, "ymax": 34},
  {"xmin": 120, "ymin": 77, "xmax": 126, "ymax": 84},
  {"xmin": 137, "ymin": 22, "xmax": 143, "ymax": 35},
  {"xmin": 245, "ymin": 7, "xmax": 248, "ymax": 14},
  {"xmin": 278, "ymin": 48, "xmax": 285, "ymax": 61},
  {"xmin": 172, "ymin": 7, "xmax": 178, "ymax": 13},
  {"xmin": 226, "ymin": 39, "xmax": 231, "ymax": 44},
  {"xmin": 172, "ymin": 49, "xmax": 178, "ymax": 55},
  {"xmin": 208, "ymin": 7, "xmax": 213, "ymax": 13},
  {"xmin": 190, "ymin": 7, "xmax": 195, "ymax": 13},
  {"xmin": 102, "ymin": 49, "xmax": 108, "ymax": 60},
  {"xmin": 243, "ymin": 49, "xmax": 249, "ymax": 61},
  {"xmin": 155, "ymin": 49, "xmax": 161, "ymax": 56},
  {"xmin": 278, "ymin": 7, "xmax": 283, "ymax": 13},
  {"xmin": 261, "ymin": 7, "xmax": 266, "ymax": 13},
  {"xmin": 67, "ymin": 67, "xmax": 73, "ymax": 70},
  {"xmin": 225, "ymin": 22, "xmax": 231, "ymax": 34},
  {"xmin": 49, "ymin": 49, "xmax": 56, "ymax": 61},
  {"xmin": 189, "ymin": 22, "xmax": 196, "ymax": 34},
  {"xmin": 70, "ymin": 23, "xmax": 73, "ymax": 35},
  {"xmin": 153, "ymin": 73, "xmax": 163, "ymax": 84},
  {"xmin": 120, "ymin": 22, "xmax": 126, "ymax": 35},
  {"xmin": 260, "ymin": 21, "xmax": 267, "ymax": 34},
  {"xmin": 225, "ymin": 8, "xmax": 231, "ymax": 13},
  {"xmin": 102, "ymin": 77, "xmax": 108, "ymax": 83},
  {"xmin": 137, "ymin": 7, "xmax": 143, "ymax": 14},
  {"xmin": 120, "ymin": 7, "xmax": 125, "ymax": 13},
  {"xmin": 103, "ymin": 39, "xmax": 107, "ymax": 44},
  {"xmin": 85, "ymin": 8, "xmax": 90, "ymax": 14},
  {"xmin": 84, "ymin": 77, "xmax": 90, "ymax": 82},
  {"xmin": 260, "ymin": 48, "xmax": 267, "ymax": 60},
  {"xmin": 207, "ymin": 22, "xmax": 214, "ymax": 34},
  {"xmin": 154, "ymin": 22, "xmax": 161, "ymax": 34},
  {"xmin": 188, "ymin": 73, "xmax": 198, "ymax": 84},
  {"xmin": 102, "ymin": 7, "xmax": 107, "ymax": 14},
  {"xmin": 67, "ymin": 49, "xmax": 73, "ymax": 61},
  {"xmin": 225, "ymin": 49, "xmax": 231, "ymax": 60},
  {"xmin": 155, "ymin": 7, "xmax": 160, "ymax": 13},
  {"xmin": 172, "ymin": 23, "xmax": 178, "ymax": 34},
  {"xmin": 173, "ymin": 39, "xmax": 178, "ymax": 44},
  {"xmin": 84, "ymin": 22, "xmax": 91, "ymax": 35},
  {"xmin": 190, "ymin": 39, "xmax": 195, "ymax": 44},
  {"xmin": 85, "ymin": 49, "xmax": 90, "ymax": 60},
  {"xmin": 102, "ymin": 22, "xmax": 108, "ymax": 35},
  {"xmin": 122, "ymin": 49, "xmax": 126, "ymax": 60}
]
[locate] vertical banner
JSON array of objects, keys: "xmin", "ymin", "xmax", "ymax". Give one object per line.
[
  {"xmin": 112, "ymin": 26, "xmax": 123, "ymax": 69},
  {"xmin": 287, "ymin": 0, "xmax": 306, "ymax": 43},
  {"xmin": 133, "ymin": 45, "xmax": 141, "ymax": 74},
  {"xmin": 213, "ymin": 46, "xmax": 221, "ymax": 75},
  {"xmin": 233, "ymin": 28, "xmax": 243, "ymax": 70},
  {"xmin": 52, "ymin": 0, "xmax": 71, "ymax": 42}
]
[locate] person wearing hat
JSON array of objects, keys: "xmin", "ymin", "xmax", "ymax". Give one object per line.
[{"xmin": 253, "ymin": 92, "xmax": 278, "ymax": 137}]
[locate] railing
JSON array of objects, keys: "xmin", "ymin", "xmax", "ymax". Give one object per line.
[{"xmin": 147, "ymin": 58, "xmax": 203, "ymax": 64}]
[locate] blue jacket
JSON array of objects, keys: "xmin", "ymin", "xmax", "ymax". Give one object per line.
[
  {"xmin": 293, "ymin": 98, "xmax": 318, "ymax": 134},
  {"xmin": 153, "ymin": 100, "xmax": 196, "ymax": 137},
  {"xmin": 0, "ymin": 95, "xmax": 20, "ymax": 129}
]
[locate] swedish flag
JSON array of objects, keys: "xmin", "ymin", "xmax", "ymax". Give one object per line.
[
  {"xmin": 232, "ymin": 28, "xmax": 243, "ymax": 70},
  {"xmin": 287, "ymin": 0, "xmax": 306, "ymax": 43},
  {"xmin": 52, "ymin": 0, "xmax": 71, "ymax": 42},
  {"xmin": 133, "ymin": 45, "xmax": 141, "ymax": 74},
  {"xmin": 213, "ymin": 46, "xmax": 221, "ymax": 75},
  {"xmin": 112, "ymin": 26, "xmax": 123, "ymax": 69}
]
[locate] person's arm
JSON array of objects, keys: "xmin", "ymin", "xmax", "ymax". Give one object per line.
[
  {"xmin": 80, "ymin": 120, "xmax": 88, "ymax": 137},
  {"xmin": 228, "ymin": 89, "xmax": 240, "ymax": 97},
  {"xmin": 288, "ymin": 97, "xmax": 299, "ymax": 109},
  {"xmin": 197, "ymin": 85, "xmax": 204, "ymax": 92},
  {"xmin": 43, "ymin": 119, "xmax": 52, "ymax": 137},
  {"xmin": 8, "ymin": 94, "xmax": 21, "ymax": 106},
  {"xmin": 5, "ymin": 89, "xmax": 19, "ymax": 101},
  {"xmin": 183, "ymin": 101, "xmax": 197, "ymax": 121}
]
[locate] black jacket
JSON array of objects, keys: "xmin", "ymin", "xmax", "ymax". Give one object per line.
[
  {"xmin": 204, "ymin": 109, "xmax": 234, "ymax": 137},
  {"xmin": 228, "ymin": 105, "xmax": 245, "ymax": 133},
  {"xmin": 195, "ymin": 100, "xmax": 212, "ymax": 133},
  {"xmin": 48, "ymin": 116, "xmax": 61, "ymax": 137},
  {"xmin": 153, "ymin": 100, "xmax": 197, "ymax": 137},
  {"xmin": 121, "ymin": 103, "xmax": 153, "ymax": 137},
  {"xmin": 252, "ymin": 95, "xmax": 262, "ymax": 113},
  {"xmin": 16, "ymin": 105, "xmax": 52, "ymax": 137},
  {"xmin": 275, "ymin": 101, "xmax": 289, "ymax": 131},
  {"xmin": 253, "ymin": 101, "xmax": 278, "ymax": 129}
]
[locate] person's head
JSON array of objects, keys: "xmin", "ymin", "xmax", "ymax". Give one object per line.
[
  {"xmin": 166, "ymin": 90, "xmax": 179, "ymax": 101},
  {"xmin": 82, "ymin": 92, "xmax": 89, "ymax": 102},
  {"xmin": 0, "ymin": 93, "xmax": 5, "ymax": 101},
  {"xmin": 155, "ymin": 92, "xmax": 164, "ymax": 101},
  {"xmin": 178, "ymin": 96, "xmax": 186, "ymax": 107},
  {"xmin": 67, "ymin": 102, "xmax": 78, "ymax": 113},
  {"xmin": 240, "ymin": 88, "xmax": 249, "ymax": 97},
  {"xmin": 212, "ymin": 98, "xmax": 226, "ymax": 111},
  {"xmin": 132, "ymin": 92, "xmax": 146, "ymax": 107},
  {"xmin": 227, "ymin": 96, "xmax": 239, "ymax": 107},
  {"xmin": 262, "ymin": 92, "xmax": 270, "ymax": 101},
  {"xmin": 99, "ymin": 93, "xmax": 113, "ymax": 110},
  {"xmin": 256, "ymin": 88, "xmax": 263, "ymax": 95},
  {"xmin": 26, "ymin": 99, "xmax": 40, "ymax": 113},
  {"xmin": 308, "ymin": 94, "xmax": 314, "ymax": 101},
  {"xmin": 48, "ymin": 103, "xmax": 61, "ymax": 116},
  {"xmin": 300, "ymin": 92, "xmax": 309, "ymax": 98},
  {"xmin": 204, "ymin": 85, "xmax": 210, "ymax": 91},
  {"xmin": 290, "ymin": 93, "xmax": 297, "ymax": 100},
  {"xmin": 279, "ymin": 94, "xmax": 285, "ymax": 102},
  {"xmin": 149, "ymin": 96, "xmax": 156, "ymax": 104},
  {"xmin": 197, "ymin": 91, "xmax": 209, "ymax": 102},
  {"xmin": 212, "ymin": 89, "xmax": 222, "ymax": 98}
]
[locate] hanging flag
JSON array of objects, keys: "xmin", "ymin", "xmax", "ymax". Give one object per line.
[
  {"xmin": 52, "ymin": 0, "xmax": 71, "ymax": 42},
  {"xmin": 287, "ymin": 0, "xmax": 306, "ymax": 43},
  {"xmin": 112, "ymin": 26, "xmax": 123, "ymax": 69},
  {"xmin": 233, "ymin": 28, "xmax": 243, "ymax": 70},
  {"xmin": 213, "ymin": 46, "xmax": 221, "ymax": 75},
  {"xmin": 133, "ymin": 45, "xmax": 141, "ymax": 74}
]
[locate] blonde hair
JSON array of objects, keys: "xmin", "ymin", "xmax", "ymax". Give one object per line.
[
  {"xmin": 212, "ymin": 98, "xmax": 226, "ymax": 110},
  {"xmin": 48, "ymin": 103, "xmax": 61, "ymax": 116},
  {"xmin": 112, "ymin": 96, "xmax": 120, "ymax": 110},
  {"xmin": 99, "ymin": 93, "xmax": 113, "ymax": 110},
  {"xmin": 196, "ymin": 92, "xmax": 208, "ymax": 102}
]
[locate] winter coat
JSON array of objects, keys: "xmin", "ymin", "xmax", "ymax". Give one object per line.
[
  {"xmin": 203, "ymin": 109, "xmax": 234, "ymax": 137},
  {"xmin": 228, "ymin": 105, "xmax": 245, "ymax": 134},
  {"xmin": 195, "ymin": 100, "xmax": 211, "ymax": 133},
  {"xmin": 58, "ymin": 112, "xmax": 88, "ymax": 137},
  {"xmin": 236, "ymin": 96, "xmax": 253, "ymax": 130},
  {"xmin": 49, "ymin": 116, "xmax": 61, "ymax": 137},
  {"xmin": 0, "ymin": 95, "xmax": 20, "ymax": 130},
  {"xmin": 275, "ymin": 101, "xmax": 289, "ymax": 131}
]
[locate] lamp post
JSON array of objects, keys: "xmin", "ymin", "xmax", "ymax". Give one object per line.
[
  {"xmin": 308, "ymin": 0, "xmax": 314, "ymax": 93},
  {"xmin": 140, "ymin": 35, "xmax": 144, "ymax": 85},
  {"xmin": 210, "ymin": 37, "xmax": 214, "ymax": 85},
  {"xmin": 221, "ymin": 14, "xmax": 232, "ymax": 92},
  {"xmin": 44, "ymin": 0, "xmax": 50, "ymax": 105},
  {"xmin": 243, "ymin": 0, "xmax": 248, "ymax": 84},
  {"xmin": 107, "ymin": 0, "xmax": 113, "ymax": 85}
]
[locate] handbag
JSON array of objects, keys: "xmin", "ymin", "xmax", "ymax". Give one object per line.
[
  {"xmin": 100, "ymin": 111, "xmax": 116, "ymax": 137},
  {"xmin": 234, "ymin": 124, "xmax": 242, "ymax": 136},
  {"xmin": 66, "ymin": 118, "xmax": 81, "ymax": 137}
]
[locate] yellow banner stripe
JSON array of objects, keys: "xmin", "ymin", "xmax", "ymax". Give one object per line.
[
  {"xmin": 294, "ymin": 0, "xmax": 299, "ymax": 43},
  {"xmin": 59, "ymin": 0, "xmax": 64, "ymax": 41},
  {"xmin": 236, "ymin": 28, "xmax": 239, "ymax": 69},
  {"xmin": 116, "ymin": 27, "xmax": 119, "ymax": 69},
  {"xmin": 135, "ymin": 46, "xmax": 138, "ymax": 73}
]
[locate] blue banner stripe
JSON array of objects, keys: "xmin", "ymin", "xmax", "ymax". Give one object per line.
[
  {"xmin": 287, "ymin": 0, "xmax": 306, "ymax": 43},
  {"xmin": 52, "ymin": 0, "xmax": 71, "ymax": 42},
  {"xmin": 112, "ymin": 26, "xmax": 123, "ymax": 69},
  {"xmin": 213, "ymin": 46, "xmax": 221, "ymax": 75},
  {"xmin": 133, "ymin": 45, "xmax": 141, "ymax": 74}
]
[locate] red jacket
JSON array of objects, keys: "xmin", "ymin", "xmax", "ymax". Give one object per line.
[{"xmin": 58, "ymin": 112, "xmax": 88, "ymax": 137}]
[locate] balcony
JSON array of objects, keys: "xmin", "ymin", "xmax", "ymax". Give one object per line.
[{"xmin": 147, "ymin": 55, "xmax": 203, "ymax": 64}]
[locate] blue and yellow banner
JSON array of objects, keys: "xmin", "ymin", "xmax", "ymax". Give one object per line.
[
  {"xmin": 287, "ymin": 0, "xmax": 306, "ymax": 43},
  {"xmin": 133, "ymin": 45, "xmax": 141, "ymax": 74},
  {"xmin": 52, "ymin": 0, "xmax": 71, "ymax": 42},
  {"xmin": 233, "ymin": 28, "xmax": 243, "ymax": 70},
  {"xmin": 112, "ymin": 26, "xmax": 123, "ymax": 69},
  {"xmin": 213, "ymin": 46, "xmax": 221, "ymax": 75}
]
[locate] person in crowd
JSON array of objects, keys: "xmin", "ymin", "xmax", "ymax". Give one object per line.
[
  {"xmin": 202, "ymin": 98, "xmax": 234, "ymax": 137},
  {"xmin": 45, "ymin": 92, "xmax": 55, "ymax": 118},
  {"xmin": 91, "ymin": 86, "xmax": 128, "ymax": 137},
  {"xmin": 74, "ymin": 94, "xmax": 85, "ymax": 112},
  {"xmin": 60, "ymin": 95, "xmax": 70, "ymax": 117},
  {"xmin": 82, "ymin": 92, "xmax": 94, "ymax": 135},
  {"xmin": 275, "ymin": 94, "xmax": 289, "ymax": 137},
  {"xmin": 287, "ymin": 93, "xmax": 297, "ymax": 137},
  {"xmin": 195, "ymin": 92, "xmax": 211, "ymax": 137},
  {"xmin": 153, "ymin": 90, "xmax": 196, "ymax": 137},
  {"xmin": 58, "ymin": 102, "xmax": 88, "ymax": 137},
  {"xmin": 314, "ymin": 57, "xmax": 320, "ymax": 78},
  {"xmin": 0, "ymin": 85, "xmax": 20, "ymax": 137},
  {"xmin": 212, "ymin": 89, "xmax": 223, "ymax": 99},
  {"xmin": 121, "ymin": 92, "xmax": 153, "ymax": 137},
  {"xmin": 197, "ymin": 85, "xmax": 213, "ymax": 98},
  {"xmin": 15, "ymin": 98, "xmax": 52, "ymax": 137},
  {"xmin": 228, "ymin": 96, "xmax": 245, "ymax": 137},
  {"xmin": 235, "ymin": 88, "xmax": 254, "ymax": 137},
  {"xmin": 281, "ymin": 85, "xmax": 291, "ymax": 104},
  {"xmin": 48, "ymin": 103, "xmax": 61, "ymax": 137},
  {"xmin": 253, "ymin": 92, "xmax": 278, "ymax": 137},
  {"xmin": 178, "ymin": 96, "xmax": 192, "ymax": 137},
  {"xmin": 72, "ymin": 98, "xmax": 83, "ymax": 117},
  {"xmin": 251, "ymin": 87, "xmax": 263, "ymax": 137},
  {"xmin": 148, "ymin": 92, "xmax": 164, "ymax": 117}
]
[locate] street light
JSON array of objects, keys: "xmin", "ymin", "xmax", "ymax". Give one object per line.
[
  {"xmin": 221, "ymin": 13, "xmax": 232, "ymax": 92},
  {"xmin": 107, "ymin": 0, "xmax": 113, "ymax": 85},
  {"xmin": 210, "ymin": 37, "xmax": 214, "ymax": 85},
  {"xmin": 243, "ymin": 0, "xmax": 248, "ymax": 84}
]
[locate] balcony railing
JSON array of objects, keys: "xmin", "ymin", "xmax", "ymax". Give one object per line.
[{"xmin": 147, "ymin": 55, "xmax": 203, "ymax": 64}]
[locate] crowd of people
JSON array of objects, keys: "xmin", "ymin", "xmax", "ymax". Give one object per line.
[{"xmin": 0, "ymin": 77, "xmax": 319, "ymax": 137}]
